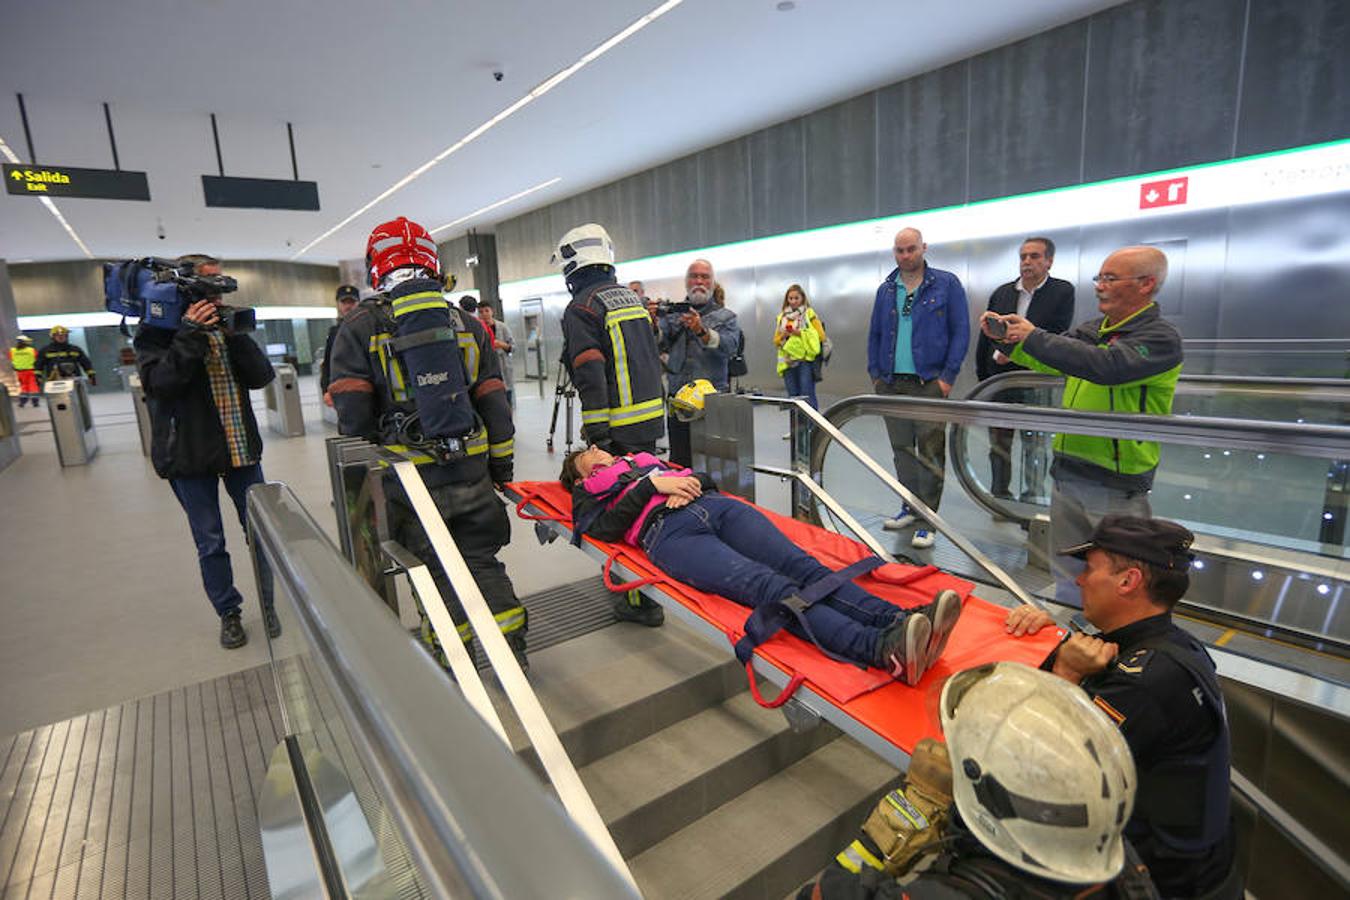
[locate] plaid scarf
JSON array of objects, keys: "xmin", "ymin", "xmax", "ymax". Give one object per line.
[{"xmin": 204, "ymin": 330, "xmax": 256, "ymax": 468}]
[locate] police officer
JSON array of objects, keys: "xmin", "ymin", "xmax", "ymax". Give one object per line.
[
  {"xmin": 320, "ymin": 284, "xmax": 361, "ymax": 407},
  {"xmin": 37, "ymin": 325, "xmax": 96, "ymax": 384},
  {"xmin": 554, "ymin": 223, "xmax": 665, "ymax": 455},
  {"xmin": 803, "ymin": 662, "xmax": 1157, "ymax": 899},
  {"xmin": 328, "ymin": 217, "xmax": 528, "ymax": 669},
  {"xmin": 1005, "ymin": 517, "xmax": 1241, "ymax": 899}
]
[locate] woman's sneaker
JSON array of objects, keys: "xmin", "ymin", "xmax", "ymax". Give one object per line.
[
  {"xmin": 876, "ymin": 614, "xmax": 932, "ymax": 685},
  {"xmin": 910, "ymin": 528, "xmax": 936, "ymax": 549},
  {"xmin": 882, "ymin": 507, "xmax": 917, "ymax": 531},
  {"xmin": 920, "ymin": 589, "xmax": 963, "ymax": 669}
]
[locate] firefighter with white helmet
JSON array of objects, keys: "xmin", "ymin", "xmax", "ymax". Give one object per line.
[
  {"xmin": 803, "ymin": 661, "xmax": 1159, "ymax": 899},
  {"xmin": 554, "ymin": 223, "xmax": 665, "ymax": 455},
  {"xmin": 328, "ymin": 216, "xmax": 528, "ymax": 669}
]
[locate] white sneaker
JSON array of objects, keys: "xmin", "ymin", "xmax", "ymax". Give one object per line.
[
  {"xmin": 911, "ymin": 528, "xmax": 936, "ymax": 549},
  {"xmin": 882, "ymin": 508, "xmax": 916, "ymax": 531}
]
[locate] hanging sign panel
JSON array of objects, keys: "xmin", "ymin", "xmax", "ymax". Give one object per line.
[
  {"xmin": 201, "ymin": 175, "xmax": 319, "ymax": 211},
  {"xmin": 3, "ymin": 164, "xmax": 150, "ymax": 200}
]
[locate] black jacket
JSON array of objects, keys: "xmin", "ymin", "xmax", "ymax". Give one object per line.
[
  {"xmin": 134, "ymin": 323, "xmax": 275, "ymax": 479},
  {"xmin": 975, "ymin": 276, "xmax": 1075, "ymax": 381}
]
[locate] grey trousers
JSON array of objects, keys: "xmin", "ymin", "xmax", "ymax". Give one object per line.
[
  {"xmin": 1050, "ymin": 466, "xmax": 1153, "ymax": 606},
  {"xmin": 875, "ymin": 376, "xmax": 947, "ymax": 518}
]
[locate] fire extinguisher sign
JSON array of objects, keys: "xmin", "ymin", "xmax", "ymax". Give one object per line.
[{"xmin": 1140, "ymin": 176, "xmax": 1188, "ymax": 209}]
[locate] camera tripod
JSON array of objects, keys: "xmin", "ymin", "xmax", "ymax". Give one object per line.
[{"xmin": 546, "ymin": 357, "xmax": 577, "ymax": 453}]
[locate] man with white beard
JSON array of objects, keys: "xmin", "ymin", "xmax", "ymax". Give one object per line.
[{"xmin": 657, "ymin": 258, "xmax": 741, "ymax": 465}]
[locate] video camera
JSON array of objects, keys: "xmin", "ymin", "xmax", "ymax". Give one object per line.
[
  {"xmin": 655, "ymin": 299, "xmax": 692, "ymax": 317},
  {"xmin": 104, "ymin": 257, "xmax": 255, "ymax": 332}
]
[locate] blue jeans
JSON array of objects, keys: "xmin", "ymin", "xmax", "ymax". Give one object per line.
[
  {"xmin": 170, "ymin": 463, "xmax": 273, "ymax": 618},
  {"xmin": 643, "ymin": 494, "xmax": 901, "ymax": 665},
  {"xmin": 1050, "ymin": 467, "xmax": 1152, "ymax": 607},
  {"xmin": 783, "ymin": 362, "xmax": 818, "ymax": 410}
]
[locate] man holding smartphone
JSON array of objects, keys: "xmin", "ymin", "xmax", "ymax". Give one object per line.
[{"xmin": 974, "ymin": 238, "xmax": 1075, "ymax": 503}]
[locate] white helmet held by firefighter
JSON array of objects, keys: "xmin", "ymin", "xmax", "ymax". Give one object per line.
[
  {"xmin": 940, "ymin": 661, "xmax": 1137, "ymax": 884},
  {"xmin": 671, "ymin": 378, "xmax": 716, "ymax": 422},
  {"xmin": 550, "ymin": 223, "xmax": 615, "ymax": 280}
]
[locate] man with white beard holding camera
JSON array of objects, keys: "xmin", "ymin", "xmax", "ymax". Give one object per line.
[{"xmin": 658, "ymin": 258, "xmax": 740, "ymax": 466}]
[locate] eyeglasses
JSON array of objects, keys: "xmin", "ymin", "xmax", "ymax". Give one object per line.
[{"xmin": 1092, "ymin": 274, "xmax": 1151, "ymax": 285}]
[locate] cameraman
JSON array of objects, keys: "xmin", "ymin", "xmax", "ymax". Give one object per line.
[
  {"xmin": 659, "ymin": 258, "xmax": 740, "ymax": 466},
  {"xmin": 134, "ymin": 254, "xmax": 276, "ymax": 650}
]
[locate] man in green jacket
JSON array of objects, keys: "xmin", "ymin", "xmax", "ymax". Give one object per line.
[{"xmin": 979, "ymin": 246, "xmax": 1182, "ymax": 606}]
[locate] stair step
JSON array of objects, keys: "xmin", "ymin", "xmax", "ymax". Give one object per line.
[
  {"xmin": 629, "ymin": 737, "xmax": 900, "ymax": 900},
  {"xmin": 582, "ymin": 690, "xmax": 840, "ymax": 858},
  {"xmin": 489, "ymin": 618, "xmax": 744, "ymax": 769}
]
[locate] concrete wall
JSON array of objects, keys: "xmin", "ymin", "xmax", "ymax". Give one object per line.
[
  {"xmin": 487, "ymin": 0, "xmax": 1349, "ymax": 283},
  {"xmin": 9, "ymin": 259, "xmax": 341, "ymax": 315}
]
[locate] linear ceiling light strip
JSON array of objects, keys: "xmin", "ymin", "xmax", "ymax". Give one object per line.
[
  {"xmin": 430, "ymin": 177, "xmax": 561, "ymax": 236},
  {"xmin": 0, "ymin": 134, "xmax": 94, "ymax": 259},
  {"xmin": 290, "ymin": 0, "xmax": 685, "ymax": 260}
]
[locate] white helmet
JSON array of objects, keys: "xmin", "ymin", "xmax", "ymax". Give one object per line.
[
  {"xmin": 550, "ymin": 224, "xmax": 615, "ymax": 279},
  {"xmin": 940, "ymin": 662, "xmax": 1136, "ymax": 884}
]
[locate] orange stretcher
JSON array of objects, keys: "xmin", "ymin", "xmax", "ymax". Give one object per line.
[{"xmin": 508, "ymin": 481, "xmax": 1062, "ymax": 765}]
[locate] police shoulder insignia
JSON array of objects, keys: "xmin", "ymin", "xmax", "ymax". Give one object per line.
[{"xmin": 1115, "ymin": 647, "xmax": 1153, "ymax": 676}]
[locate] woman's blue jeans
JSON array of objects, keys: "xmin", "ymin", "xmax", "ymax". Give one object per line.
[
  {"xmin": 782, "ymin": 362, "xmax": 818, "ymax": 410},
  {"xmin": 643, "ymin": 494, "xmax": 899, "ymax": 664}
]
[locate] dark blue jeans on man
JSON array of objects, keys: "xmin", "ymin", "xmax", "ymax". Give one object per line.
[
  {"xmin": 170, "ymin": 462, "xmax": 272, "ymax": 617},
  {"xmin": 642, "ymin": 493, "xmax": 901, "ymax": 664}
]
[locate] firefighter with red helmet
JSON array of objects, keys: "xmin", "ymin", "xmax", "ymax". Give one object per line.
[{"xmin": 328, "ymin": 217, "xmax": 528, "ymax": 669}]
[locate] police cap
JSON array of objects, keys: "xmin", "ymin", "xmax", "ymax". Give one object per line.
[{"xmin": 1060, "ymin": 515, "xmax": 1195, "ymax": 571}]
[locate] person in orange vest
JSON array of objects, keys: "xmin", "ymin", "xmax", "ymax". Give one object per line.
[{"xmin": 9, "ymin": 334, "xmax": 41, "ymax": 407}]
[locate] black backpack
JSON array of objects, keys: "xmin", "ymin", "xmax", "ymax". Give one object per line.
[{"xmin": 727, "ymin": 329, "xmax": 748, "ymax": 378}]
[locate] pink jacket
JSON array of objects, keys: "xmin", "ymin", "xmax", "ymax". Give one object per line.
[{"xmin": 580, "ymin": 452, "xmax": 694, "ymax": 545}]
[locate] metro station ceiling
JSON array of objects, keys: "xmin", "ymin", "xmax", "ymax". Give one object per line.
[{"xmin": 0, "ymin": 0, "xmax": 1123, "ymax": 264}]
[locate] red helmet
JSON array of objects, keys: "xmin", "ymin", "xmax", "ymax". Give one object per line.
[{"xmin": 365, "ymin": 217, "xmax": 441, "ymax": 288}]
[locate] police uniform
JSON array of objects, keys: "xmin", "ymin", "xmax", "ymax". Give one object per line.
[
  {"xmin": 328, "ymin": 279, "xmax": 526, "ymax": 657},
  {"xmin": 562, "ymin": 266, "xmax": 665, "ymax": 453},
  {"xmin": 1044, "ymin": 616, "xmax": 1236, "ymax": 899}
]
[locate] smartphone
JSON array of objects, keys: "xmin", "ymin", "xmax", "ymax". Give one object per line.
[{"xmin": 985, "ymin": 315, "xmax": 1008, "ymax": 340}]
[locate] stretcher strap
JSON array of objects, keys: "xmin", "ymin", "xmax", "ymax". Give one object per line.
[
  {"xmin": 514, "ymin": 494, "xmax": 562, "ymax": 522},
  {"xmin": 742, "ymin": 660, "xmax": 805, "ymax": 709},
  {"xmin": 733, "ymin": 557, "xmax": 885, "ymax": 667},
  {"xmin": 602, "ymin": 550, "xmax": 662, "ymax": 592}
]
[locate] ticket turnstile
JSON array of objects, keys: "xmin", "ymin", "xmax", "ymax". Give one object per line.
[
  {"xmin": 265, "ymin": 364, "xmax": 306, "ymax": 437},
  {"xmin": 44, "ymin": 377, "xmax": 99, "ymax": 466},
  {"xmin": 127, "ymin": 373, "xmax": 153, "ymax": 457}
]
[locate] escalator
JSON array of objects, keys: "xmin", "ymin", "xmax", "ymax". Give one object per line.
[{"xmin": 765, "ymin": 378, "xmax": 1349, "ymax": 898}]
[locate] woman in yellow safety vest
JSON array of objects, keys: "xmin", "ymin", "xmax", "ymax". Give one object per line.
[
  {"xmin": 9, "ymin": 334, "xmax": 40, "ymax": 407},
  {"xmin": 774, "ymin": 284, "xmax": 830, "ymax": 409}
]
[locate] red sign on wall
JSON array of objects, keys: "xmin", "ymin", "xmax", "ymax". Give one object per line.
[{"xmin": 1140, "ymin": 176, "xmax": 1188, "ymax": 209}]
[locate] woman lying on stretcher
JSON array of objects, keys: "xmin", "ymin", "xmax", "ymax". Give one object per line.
[{"xmin": 560, "ymin": 447, "xmax": 963, "ymax": 685}]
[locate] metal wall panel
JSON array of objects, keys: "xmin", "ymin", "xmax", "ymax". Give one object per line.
[
  {"xmin": 749, "ymin": 118, "xmax": 807, "ymax": 239},
  {"xmin": 804, "ymin": 95, "xmax": 878, "ymax": 230},
  {"xmin": 652, "ymin": 154, "xmax": 702, "ymax": 254},
  {"xmin": 876, "ymin": 62, "xmax": 970, "ymax": 216},
  {"xmin": 698, "ymin": 137, "xmax": 752, "ymax": 248},
  {"xmin": 967, "ymin": 21, "xmax": 1089, "ymax": 202},
  {"xmin": 1084, "ymin": 0, "xmax": 1245, "ymax": 181},
  {"xmin": 616, "ymin": 170, "xmax": 657, "ymax": 262},
  {"xmin": 1237, "ymin": 0, "xmax": 1350, "ymax": 156}
]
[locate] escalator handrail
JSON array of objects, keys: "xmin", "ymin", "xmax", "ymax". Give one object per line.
[
  {"xmin": 961, "ymin": 370, "xmax": 1350, "ymax": 406},
  {"xmin": 245, "ymin": 482, "xmax": 639, "ymax": 900}
]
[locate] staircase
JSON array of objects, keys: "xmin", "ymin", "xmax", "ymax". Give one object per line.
[{"xmin": 488, "ymin": 611, "xmax": 900, "ymax": 899}]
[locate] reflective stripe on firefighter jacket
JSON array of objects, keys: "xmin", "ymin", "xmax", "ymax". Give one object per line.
[{"xmin": 562, "ymin": 276, "xmax": 665, "ymax": 448}]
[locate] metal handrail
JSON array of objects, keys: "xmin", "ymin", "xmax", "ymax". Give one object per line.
[
  {"xmin": 246, "ymin": 482, "xmax": 639, "ymax": 900},
  {"xmin": 748, "ymin": 395, "xmax": 1043, "ymax": 611}
]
